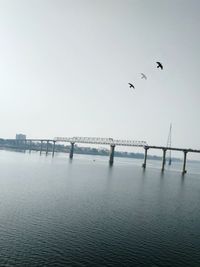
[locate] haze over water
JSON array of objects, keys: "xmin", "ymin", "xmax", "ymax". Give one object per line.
[{"xmin": 0, "ymin": 150, "xmax": 200, "ymax": 267}]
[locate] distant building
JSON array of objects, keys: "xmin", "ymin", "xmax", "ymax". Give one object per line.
[{"xmin": 16, "ymin": 134, "xmax": 26, "ymax": 140}]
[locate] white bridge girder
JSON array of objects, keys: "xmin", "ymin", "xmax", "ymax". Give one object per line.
[{"xmin": 54, "ymin": 137, "xmax": 147, "ymax": 147}]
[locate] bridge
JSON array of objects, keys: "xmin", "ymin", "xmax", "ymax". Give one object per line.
[{"xmin": 1, "ymin": 137, "xmax": 200, "ymax": 175}]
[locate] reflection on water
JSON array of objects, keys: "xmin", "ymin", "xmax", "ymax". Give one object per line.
[{"xmin": 0, "ymin": 150, "xmax": 200, "ymax": 267}]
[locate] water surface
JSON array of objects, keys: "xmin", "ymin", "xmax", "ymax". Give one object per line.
[{"xmin": 0, "ymin": 150, "xmax": 200, "ymax": 267}]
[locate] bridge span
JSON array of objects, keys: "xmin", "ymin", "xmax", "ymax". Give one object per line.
[
  {"xmin": 54, "ymin": 137, "xmax": 148, "ymax": 165},
  {"xmin": 54, "ymin": 136, "xmax": 147, "ymax": 146}
]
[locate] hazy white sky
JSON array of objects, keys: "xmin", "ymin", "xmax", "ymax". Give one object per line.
[{"xmin": 0, "ymin": 0, "xmax": 200, "ymax": 152}]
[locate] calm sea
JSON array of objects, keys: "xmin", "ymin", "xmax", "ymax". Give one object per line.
[{"xmin": 0, "ymin": 150, "xmax": 200, "ymax": 267}]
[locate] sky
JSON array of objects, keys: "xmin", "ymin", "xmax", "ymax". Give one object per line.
[{"xmin": 0, "ymin": 0, "xmax": 200, "ymax": 157}]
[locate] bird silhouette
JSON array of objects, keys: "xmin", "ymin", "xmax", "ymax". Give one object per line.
[
  {"xmin": 156, "ymin": 61, "xmax": 163, "ymax": 70},
  {"xmin": 141, "ymin": 73, "xmax": 147, "ymax": 79},
  {"xmin": 128, "ymin": 83, "xmax": 135, "ymax": 89}
]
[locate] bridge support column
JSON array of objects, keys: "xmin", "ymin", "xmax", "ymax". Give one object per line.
[
  {"xmin": 69, "ymin": 142, "xmax": 75, "ymax": 159},
  {"xmin": 182, "ymin": 150, "xmax": 187, "ymax": 174},
  {"xmin": 52, "ymin": 141, "xmax": 56, "ymax": 157},
  {"xmin": 142, "ymin": 147, "xmax": 148, "ymax": 168},
  {"xmin": 109, "ymin": 145, "xmax": 115, "ymax": 166},
  {"xmin": 40, "ymin": 141, "xmax": 43, "ymax": 155},
  {"xmin": 161, "ymin": 149, "xmax": 167, "ymax": 172},
  {"xmin": 29, "ymin": 140, "xmax": 32, "ymax": 152},
  {"xmin": 46, "ymin": 141, "xmax": 49, "ymax": 155}
]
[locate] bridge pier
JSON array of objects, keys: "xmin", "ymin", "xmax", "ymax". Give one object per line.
[
  {"xmin": 182, "ymin": 150, "xmax": 187, "ymax": 174},
  {"xmin": 109, "ymin": 144, "xmax": 115, "ymax": 166},
  {"xmin": 142, "ymin": 147, "xmax": 148, "ymax": 168},
  {"xmin": 69, "ymin": 142, "xmax": 75, "ymax": 159},
  {"xmin": 52, "ymin": 141, "xmax": 56, "ymax": 157},
  {"xmin": 46, "ymin": 141, "xmax": 49, "ymax": 155},
  {"xmin": 25, "ymin": 140, "xmax": 27, "ymax": 150},
  {"xmin": 40, "ymin": 141, "xmax": 43, "ymax": 155},
  {"xmin": 161, "ymin": 148, "xmax": 167, "ymax": 172},
  {"xmin": 29, "ymin": 140, "xmax": 32, "ymax": 153}
]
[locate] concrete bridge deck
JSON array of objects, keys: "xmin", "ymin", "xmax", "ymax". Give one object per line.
[{"xmin": 146, "ymin": 145, "xmax": 200, "ymax": 153}]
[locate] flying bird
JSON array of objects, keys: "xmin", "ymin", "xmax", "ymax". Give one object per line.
[
  {"xmin": 128, "ymin": 83, "xmax": 135, "ymax": 89},
  {"xmin": 141, "ymin": 73, "xmax": 147, "ymax": 79},
  {"xmin": 156, "ymin": 61, "xmax": 163, "ymax": 70}
]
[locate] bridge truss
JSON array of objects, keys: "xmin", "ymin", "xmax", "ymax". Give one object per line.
[{"xmin": 54, "ymin": 136, "xmax": 148, "ymax": 147}]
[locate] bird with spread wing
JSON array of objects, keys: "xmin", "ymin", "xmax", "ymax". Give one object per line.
[
  {"xmin": 128, "ymin": 83, "xmax": 135, "ymax": 89},
  {"xmin": 141, "ymin": 73, "xmax": 147, "ymax": 79},
  {"xmin": 156, "ymin": 61, "xmax": 163, "ymax": 70}
]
